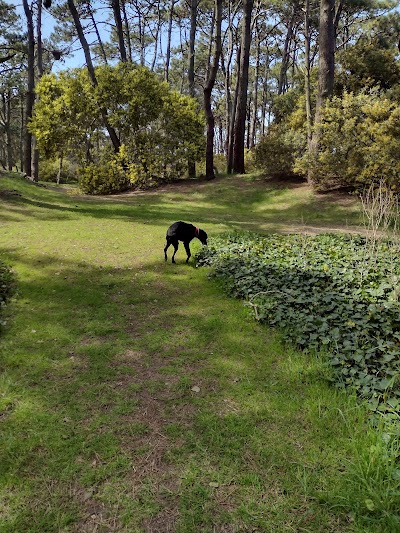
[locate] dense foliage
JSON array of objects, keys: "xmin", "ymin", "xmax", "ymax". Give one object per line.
[
  {"xmin": 197, "ymin": 232, "xmax": 400, "ymax": 414},
  {"xmin": 30, "ymin": 64, "xmax": 205, "ymax": 193},
  {"xmin": 256, "ymin": 89, "xmax": 400, "ymax": 189},
  {"xmin": 297, "ymin": 91, "xmax": 400, "ymax": 189},
  {"xmin": 0, "ymin": 259, "xmax": 15, "ymax": 328},
  {"xmin": 253, "ymin": 123, "xmax": 304, "ymax": 178}
]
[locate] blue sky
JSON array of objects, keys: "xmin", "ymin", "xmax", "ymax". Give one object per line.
[{"xmin": 8, "ymin": 0, "xmax": 88, "ymax": 70}]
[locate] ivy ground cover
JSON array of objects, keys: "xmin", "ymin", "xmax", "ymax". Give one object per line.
[{"xmin": 197, "ymin": 232, "xmax": 400, "ymax": 414}]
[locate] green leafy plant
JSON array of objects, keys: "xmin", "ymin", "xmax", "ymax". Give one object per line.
[
  {"xmin": 79, "ymin": 148, "xmax": 134, "ymax": 195},
  {"xmin": 0, "ymin": 260, "xmax": 15, "ymax": 329},
  {"xmin": 196, "ymin": 232, "xmax": 400, "ymax": 412},
  {"xmin": 253, "ymin": 123, "xmax": 304, "ymax": 178},
  {"xmin": 296, "ymin": 91, "xmax": 400, "ymax": 190},
  {"xmin": 30, "ymin": 64, "xmax": 205, "ymax": 192}
]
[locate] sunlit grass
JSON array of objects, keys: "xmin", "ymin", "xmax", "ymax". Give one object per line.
[{"xmin": 0, "ymin": 172, "xmax": 396, "ymax": 532}]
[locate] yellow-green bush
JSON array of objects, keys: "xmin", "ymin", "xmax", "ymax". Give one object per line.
[
  {"xmin": 297, "ymin": 91, "xmax": 400, "ymax": 189},
  {"xmin": 253, "ymin": 124, "xmax": 304, "ymax": 178},
  {"xmin": 79, "ymin": 149, "xmax": 135, "ymax": 195},
  {"xmin": 39, "ymin": 158, "xmax": 78, "ymax": 183},
  {"xmin": 32, "ymin": 65, "xmax": 205, "ymax": 194}
]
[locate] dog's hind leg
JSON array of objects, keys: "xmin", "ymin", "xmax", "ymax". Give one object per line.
[
  {"xmin": 164, "ymin": 239, "xmax": 171, "ymax": 261},
  {"xmin": 184, "ymin": 242, "xmax": 191, "ymax": 263},
  {"xmin": 171, "ymin": 240, "xmax": 179, "ymax": 263}
]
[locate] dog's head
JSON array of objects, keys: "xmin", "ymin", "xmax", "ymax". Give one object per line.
[{"xmin": 198, "ymin": 229, "xmax": 208, "ymax": 245}]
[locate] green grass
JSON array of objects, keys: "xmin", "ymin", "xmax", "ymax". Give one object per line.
[{"xmin": 0, "ymin": 172, "xmax": 397, "ymax": 532}]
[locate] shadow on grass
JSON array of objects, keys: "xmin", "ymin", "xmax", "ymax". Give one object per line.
[
  {"xmin": 0, "ymin": 173, "xmax": 361, "ymax": 233},
  {"xmin": 0, "ymin": 246, "xmax": 374, "ymax": 531}
]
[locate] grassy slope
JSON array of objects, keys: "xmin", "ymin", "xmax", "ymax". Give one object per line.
[{"xmin": 0, "ymin": 173, "xmax": 385, "ymax": 532}]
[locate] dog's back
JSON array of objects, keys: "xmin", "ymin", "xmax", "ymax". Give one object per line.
[{"xmin": 166, "ymin": 221, "xmax": 195, "ymax": 241}]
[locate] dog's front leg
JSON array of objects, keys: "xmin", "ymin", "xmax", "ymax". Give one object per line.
[
  {"xmin": 171, "ymin": 240, "xmax": 179, "ymax": 263},
  {"xmin": 184, "ymin": 242, "xmax": 191, "ymax": 263}
]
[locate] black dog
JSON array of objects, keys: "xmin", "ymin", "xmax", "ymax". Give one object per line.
[{"xmin": 164, "ymin": 221, "xmax": 208, "ymax": 263}]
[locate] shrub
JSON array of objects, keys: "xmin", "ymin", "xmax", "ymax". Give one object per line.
[
  {"xmin": 39, "ymin": 158, "xmax": 78, "ymax": 183},
  {"xmin": 196, "ymin": 153, "xmax": 226, "ymax": 177},
  {"xmin": 196, "ymin": 232, "xmax": 400, "ymax": 415},
  {"xmin": 297, "ymin": 91, "xmax": 400, "ymax": 190},
  {"xmin": 253, "ymin": 124, "xmax": 305, "ymax": 178},
  {"xmin": 79, "ymin": 149, "xmax": 135, "ymax": 195},
  {"xmin": 32, "ymin": 65, "xmax": 205, "ymax": 193},
  {"xmin": 0, "ymin": 260, "xmax": 15, "ymax": 329}
]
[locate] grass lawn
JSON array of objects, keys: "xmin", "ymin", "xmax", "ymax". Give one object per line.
[{"xmin": 0, "ymin": 173, "xmax": 394, "ymax": 532}]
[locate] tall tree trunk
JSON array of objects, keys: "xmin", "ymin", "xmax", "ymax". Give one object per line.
[
  {"xmin": 32, "ymin": 0, "xmax": 44, "ymax": 182},
  {"xmin": 187, "ymin": 0, "xmax": 198, "ymax": 178},
  {"xmin": 232, "ymin": 0, "xmax": 253, "ymax": 174},
  {"xmin": 57, "ymin": 154, "xmax": 63, "ymax": 184},
  {"xmin": 20, "ymin": 94, "xmax": 24, "ymax": 173},
  {"xmin": 137, "ymin": 6, "xmax": 145, "ymax": 66},
  {"xmin": 205, "ymin": 7, "xmax": 216, "ymax": 81},
  {"xmin": 88, "ymin": 1, "xmax": 108, "ymax": 63},
  {"xmin": 250, "ymin": 24, "xmax": 260, "ymax": 148},
  {"xmin": 121, "ymin": 0, "xmax": 132, "ymax": 61},
  {"xmin": 227, "ymin": 45, "xmax": 241, "ymax": 174},
  {"xmin": 278, "ymin": 14, "xmax": 295, "ymax": 95},
  {"xmin": 310, "ymin": 0, "xmax": 335, "ymax": 167},
  {"xmin": 164, "ymin": 0, "xmax": 176, "ymax": 82},
  {"xmin": 203, "ymin": 0, "xmax": 222, "ymax": 180},
  {"xmin": 67, "ymin": 0, "xmax": 121, "ymax": 153},
  {"xmin": 112, "ymin": 0, "xmax": 127, "ymax": 61},
  {"xmin": 22, "ymin": 0, "xmax": 35, "ymax": 179},
  {"xmin": 314, "ymin": 0, "xmax": 335, "ymax": 123},
  {"xmin": 3, "ymin": 91, "xmax": 13, "ymax": 170},
  {"xmin": 304, "ymin": 0, "xmax": 312, "ymax": 152},
  {"xmin": 151, "ymin": 3, "xmax": 162, "ymax": 71},
  {"xmin": 220, "ymin": 51, "xmax": 231, "ymax": 155}
]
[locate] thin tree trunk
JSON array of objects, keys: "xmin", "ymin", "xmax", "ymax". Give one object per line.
[
  {"xmin": 227, "ymin": 45, "xmax": 241, "ymax": 174},
  {"xmin": 67, "ymin": 0, "xmax": 121, "ymax": 153},
  {"xmin": 121, "ymin": 0, "xmax": 132, "ymax": 61},
  {"xmin": 246, "ymin": 99, "xmax": 251, "ymax": 149},
  {"xmin": 151, "ymin": 3, "xmax": 162, "ymax": 71},
  {"xmin": 57, "ymin": 154, "xmax": 63, "ymax": 184},
  {"xmin": 205, "ymin": 7, "xmax": 216, "ymax": 81},
  {"xmin": 304, "ymin": 0, "xmax": 312, "ymax": 152},
  {"xmin": 232, "ymin": 0, "xmax": 254, "ymax": 174},
  {"xmin": 112, "ymin": 0, "xmax": 127, "ymax": 61},
  {"xmin": 137, "ymin": 7, "xmax": 145, "ymax": 66},
  {"xmin": 250, "ymin": 24, "xmax": 260, "ymax": 148},
  {"xmin": 204, "ymin": 0, "xmax": 222, "ymax": 180},
  {"xmin": 22, "ymin": 0, "xmax": 35, "ymax": 178},
  {"xmin": 311, "ymin": 0, "xmax": 335, "ymax": 158},
  {"xmin": 32, "ymin": 0, "xmax": 44, "ymax": 182},
  {"xmin": 89, "ymin": 1, "xmax": 108, "ymax": 63},
  {"xmin": 20, "ymin": 94, "xmax": 24, "ymax": 173},
  {"xmin": 260, "ymin": 53, "xmax": 270, "ymax": 136},
  {"xmin": 4, "ymin": 91, "xmax": 13, "ymax": 170},
  {"xmin": 187, "ymin": 0, "xmax": 198, "ymax": 178},
  {"xmin": 278, "ymin": 14, "xmax": 295, "ymax": 95},
  {"xmin": 164, "ymin": 0, "xmax": 176, "ymax": 81},
  {"xmin": 220, "ymin": 51, "xmax": 230, "ymax": 155}
]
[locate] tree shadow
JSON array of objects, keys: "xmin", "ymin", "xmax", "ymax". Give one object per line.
[
  {"xmin": 0, "ymin": 246, "xmax": 367, "ymax": 531},
  {"xmin": 1, "ymin": 173, "xmax": 361, "ymax": 234}
]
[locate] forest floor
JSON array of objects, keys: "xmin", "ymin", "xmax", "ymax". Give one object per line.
[{"xmin": 0, "ymin": 172, "xmax": 386, "ymax": 532}]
